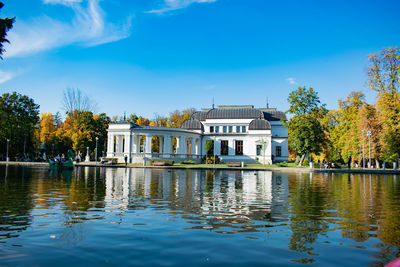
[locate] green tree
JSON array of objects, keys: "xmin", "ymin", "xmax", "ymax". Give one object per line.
[
  {"xmin": 127, "ymin": 114, "xmax": 139, "ymax": 124},
  {"xmin": 0, "ymin": 92, "xmax": 40, "ymax": 159},
  {"xmin": 286, "ymin": 87, "xmax": 327, "ymax": 166},
  {"xmin": 205, "ymin": 140, "xmax": 214, "ymax": 156},
  {"xmin": 0, "ymin": 1, "xmax": 14, "ymax": 59}
]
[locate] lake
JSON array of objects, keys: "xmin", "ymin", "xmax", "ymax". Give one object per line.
[{"xmin": 0, "ymin": 166, "xmax": 399, "ymax": 266}]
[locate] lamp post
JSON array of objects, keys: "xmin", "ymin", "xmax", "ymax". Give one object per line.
[
  {"xmin": 367, "ymin": 130, "xmax": 372, "ymax": 168},
  {"xmin": 362, "ymin": 130, "xmax": 365, "ymax": 169},
  {"xmin": 95, "ymin": 137, "xmax": 99, "ymax": 165},
  {"xmin": 6, "ymin": 139, "xmax": 9, "ymax": 162}
]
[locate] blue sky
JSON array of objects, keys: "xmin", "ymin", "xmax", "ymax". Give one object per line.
[{"xmin": 1, "ymin": 0, "xmax": 399, "ymax": 119}]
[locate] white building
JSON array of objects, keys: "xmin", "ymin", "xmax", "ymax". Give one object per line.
[{"xmin": 107, "ymin": 105, "xmax": 288, "ymax": 164}]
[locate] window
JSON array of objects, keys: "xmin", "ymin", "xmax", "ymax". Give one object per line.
[
  {"xmin": 215, "ymin": 126, "xmax": 220, "ymax": 133},
  {"xmin": 256, "ymin": 145, "xmax": 262, "ymax": 156},
  {"xmin": 223, "ymin": 126, "xmax": 227, "ymax": 133},
  {"xmin": 235, "ymin": 140, "xmax": 243, "ymax": 155},
  {"xmin": 236, "ymin": 126, "xmax": 240, "ymax": 133},
  {"xmin": 242, "ymin": 126, "xmax": 246, "ymax": 133},
  {"xmin": 221, "ymin": 140, "xmax": 228, "ymax": 155},
  {"xmin": 276, "ymin": 146, "xmax": 282, "ymax": 157},
  {"xmin": 229, "ymin": 126, "xmax": 233, "ymax": 133},
  {"xmin": 210, "ymin": 126, "xmax": 214, "ymax": 133}
]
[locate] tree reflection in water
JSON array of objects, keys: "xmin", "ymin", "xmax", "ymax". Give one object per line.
[{"xmin": 0, "ymin": 166, "xmax": 399, "ymax": 265}]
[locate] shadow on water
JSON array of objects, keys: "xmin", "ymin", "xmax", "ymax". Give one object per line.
[{"xmin": 0, "ymin": 165, "xmax": 399, "ymax": 265}]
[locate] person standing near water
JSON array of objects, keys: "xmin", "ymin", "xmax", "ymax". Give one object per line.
[{"xmin": 347, "ymin": 156, "xmax": 351, "ymax": 169}]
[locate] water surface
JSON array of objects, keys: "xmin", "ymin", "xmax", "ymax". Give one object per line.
[{"xmin": 0, "ymin": 166, "xmax": 399, "ymax": 266}]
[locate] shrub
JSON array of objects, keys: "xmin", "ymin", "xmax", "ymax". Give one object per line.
[
  {"xmin": 277, "ymin": 161, "xmax": 288, "ymax": 167},
  {"xmin": 180, "ymin": 160, "xmax": 196, "ymax": 164},
  {"xmin": 202, "ymin": 155, "xmax": 221, "ymax": 164}
]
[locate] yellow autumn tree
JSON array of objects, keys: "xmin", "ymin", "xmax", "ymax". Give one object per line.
[
  {"xmin": 38, "ymin": 113, "xmax": 56, "ymax": 144},
  {"xmin": 136, "ymin": 116, "xmax": 150, "ymax": 126}
]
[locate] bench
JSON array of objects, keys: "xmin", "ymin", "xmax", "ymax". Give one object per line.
[{"xmin": 226, "ymin": 162, "xmax": 241, "ymax": 167}]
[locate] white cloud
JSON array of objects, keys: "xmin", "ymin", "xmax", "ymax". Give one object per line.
[
  {"xmin": 148, "ymin": 0, "xmax": 217, "ymax": 14},
  {"xmin": 286, "ymin": 77, "xmax": 297, "ymax": 85},
  {"xmin": 0, "ymin": 70, "xmax": 15, "ymax": 84},
  {"xmin": 4, "ymin": 0, "xmax": 132, "ymax": 58}
]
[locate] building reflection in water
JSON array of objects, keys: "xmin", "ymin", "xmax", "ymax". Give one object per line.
[
  {"xmin": 1, "ymin": 166, "xmax": 400, "ymax": 266},
  {"xmin": 104, "ymin": 168, "xmax": 289, "ymax": 233}
]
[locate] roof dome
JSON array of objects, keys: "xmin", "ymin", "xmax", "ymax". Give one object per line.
[
  {"xmin": 192, "ymin": 111, "xmax": 208, "ymax": 121},
  {"xmin": 249, "ymin": 119, "xmax": 271, "ymax": 130},
  {"xmin": 181, "ymin": 119, "xmax": 204, "ymax": 131}
]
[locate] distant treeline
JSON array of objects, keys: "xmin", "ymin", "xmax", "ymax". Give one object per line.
[{"xmin": 1, "ymin": 47, "xmax": 399, "ymax": 166}]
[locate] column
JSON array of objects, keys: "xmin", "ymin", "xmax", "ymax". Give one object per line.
[
  {"xmin": 177, "ymin": 136, "xmax": 185, "ymax": 157},
  {"xmin": 214, "ymin": 138, "xmax": 221, "ymax": 156},
  {"xmin": 159, "ymin": 136, "xmax": 164, "ymax": 154},
  {"xmin": 145, "ymin": 134, "xmax": 152, "ymax": 156},
  {"xmin": 132, "ymin": 135, "xmax": 137, "ymax": 155},
  {"xmin": 191, "ymin": 138, "xmax": 196, "ymax": 157},
  {"xmin": 124, "ymin": 134, "xmax": 130, "ymax": 154},
  {"xmin": 136, "ymin": 135, "xmax": 142, "ymax": 153},
  {"xmin": 228, "ymin": 139, "xmax": 235, "ymax": 155},
  {"xmin": 175, "ymin": 136, "xmax": 179, "ymax": 155},
  {"xmin": 164, "ymin": 136, "xmax": 171, "ymax": 157},
  {"xmin": 195, "ymin": 138, "xmax": 200, "ymax": 155},
  {"xmin": 115, "ymin": 135, "xmax": 120, "ymax": 153},
  {"xmin": 125, "ymin": 133, "xmax": 131, "ymax": 161},
  {"xmin": 107, "ymin": 133, "xmax": 114, "ymax": 156}
]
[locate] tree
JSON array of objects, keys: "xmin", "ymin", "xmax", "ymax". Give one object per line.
[
  {"xmin": 153, "ymin": 114, "xmax": 169, "ymax": 127},
  {"xmin": 62, "ymin": 88, "xmax": 97, "ymax": 115},
  {"xmin": 367, "ymin": 47, "xmax": 400, "ymax": 162},
  {"xmin": 0, "ymin": 2, "xmax": 15, "ymax": 59},
  {"xmin": 332, "ymin": 91, "xmax": 366, "ymax": 164},
  {"xmin": 0, "ymin": 92, "xmax": 39, "ymax": 159},
  {"xmin": 205, "ymin": 140, "xmax": 214, "ymax": 156},
  {"xmin": 136, "ymin": 116, "xmax": 150, "ymax": 126},
  {"xmin": 169, "ymin": 110, "xmax": 184, "ymax": 128},
  {"xmin": 127, "ymin": 114, "xmax": 139, "ymax": 124},
  {"xmin": 38, "ymin": 113, "xmax": 56, "ymax": 144},
  {"xmin": 286, "ymin": 87, "xmax": 327, "ymax": 166}
]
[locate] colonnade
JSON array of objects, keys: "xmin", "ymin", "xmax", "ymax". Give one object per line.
[{"xmin": 107, "ymin": 131, "xmax": 201, "ymax": 163}]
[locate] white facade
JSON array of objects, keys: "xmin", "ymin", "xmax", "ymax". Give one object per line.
[{"xmin": 106, "ymin": 105, "xmax": 288, "ymax": 164}]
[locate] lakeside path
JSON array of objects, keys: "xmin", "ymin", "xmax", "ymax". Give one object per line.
[{"xmin": 1, "ymin": 161, "xmax": 400, "ymax": 175}]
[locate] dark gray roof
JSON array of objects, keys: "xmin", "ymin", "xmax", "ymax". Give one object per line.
[
  {"xmin": 192, "ymin": 106, "xmax": 287, "ymax": 121},
  {"xmin": 192, "ymin": 111, "xmax": 208, "ymax": 121},
  {"xmin": 249, "ymin": 119, "xmax": 271, "ymax": 130},
  {"xmin": 263, "ymin": 111, "xmax": 287, "ymax": 121},
  {"xmin": 205, "ymin": 108, "xmax": 264, "ymax": 120},
  {"xmin": 181, "ymin": 119, "xmax": 204, "ymax": 131}
]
